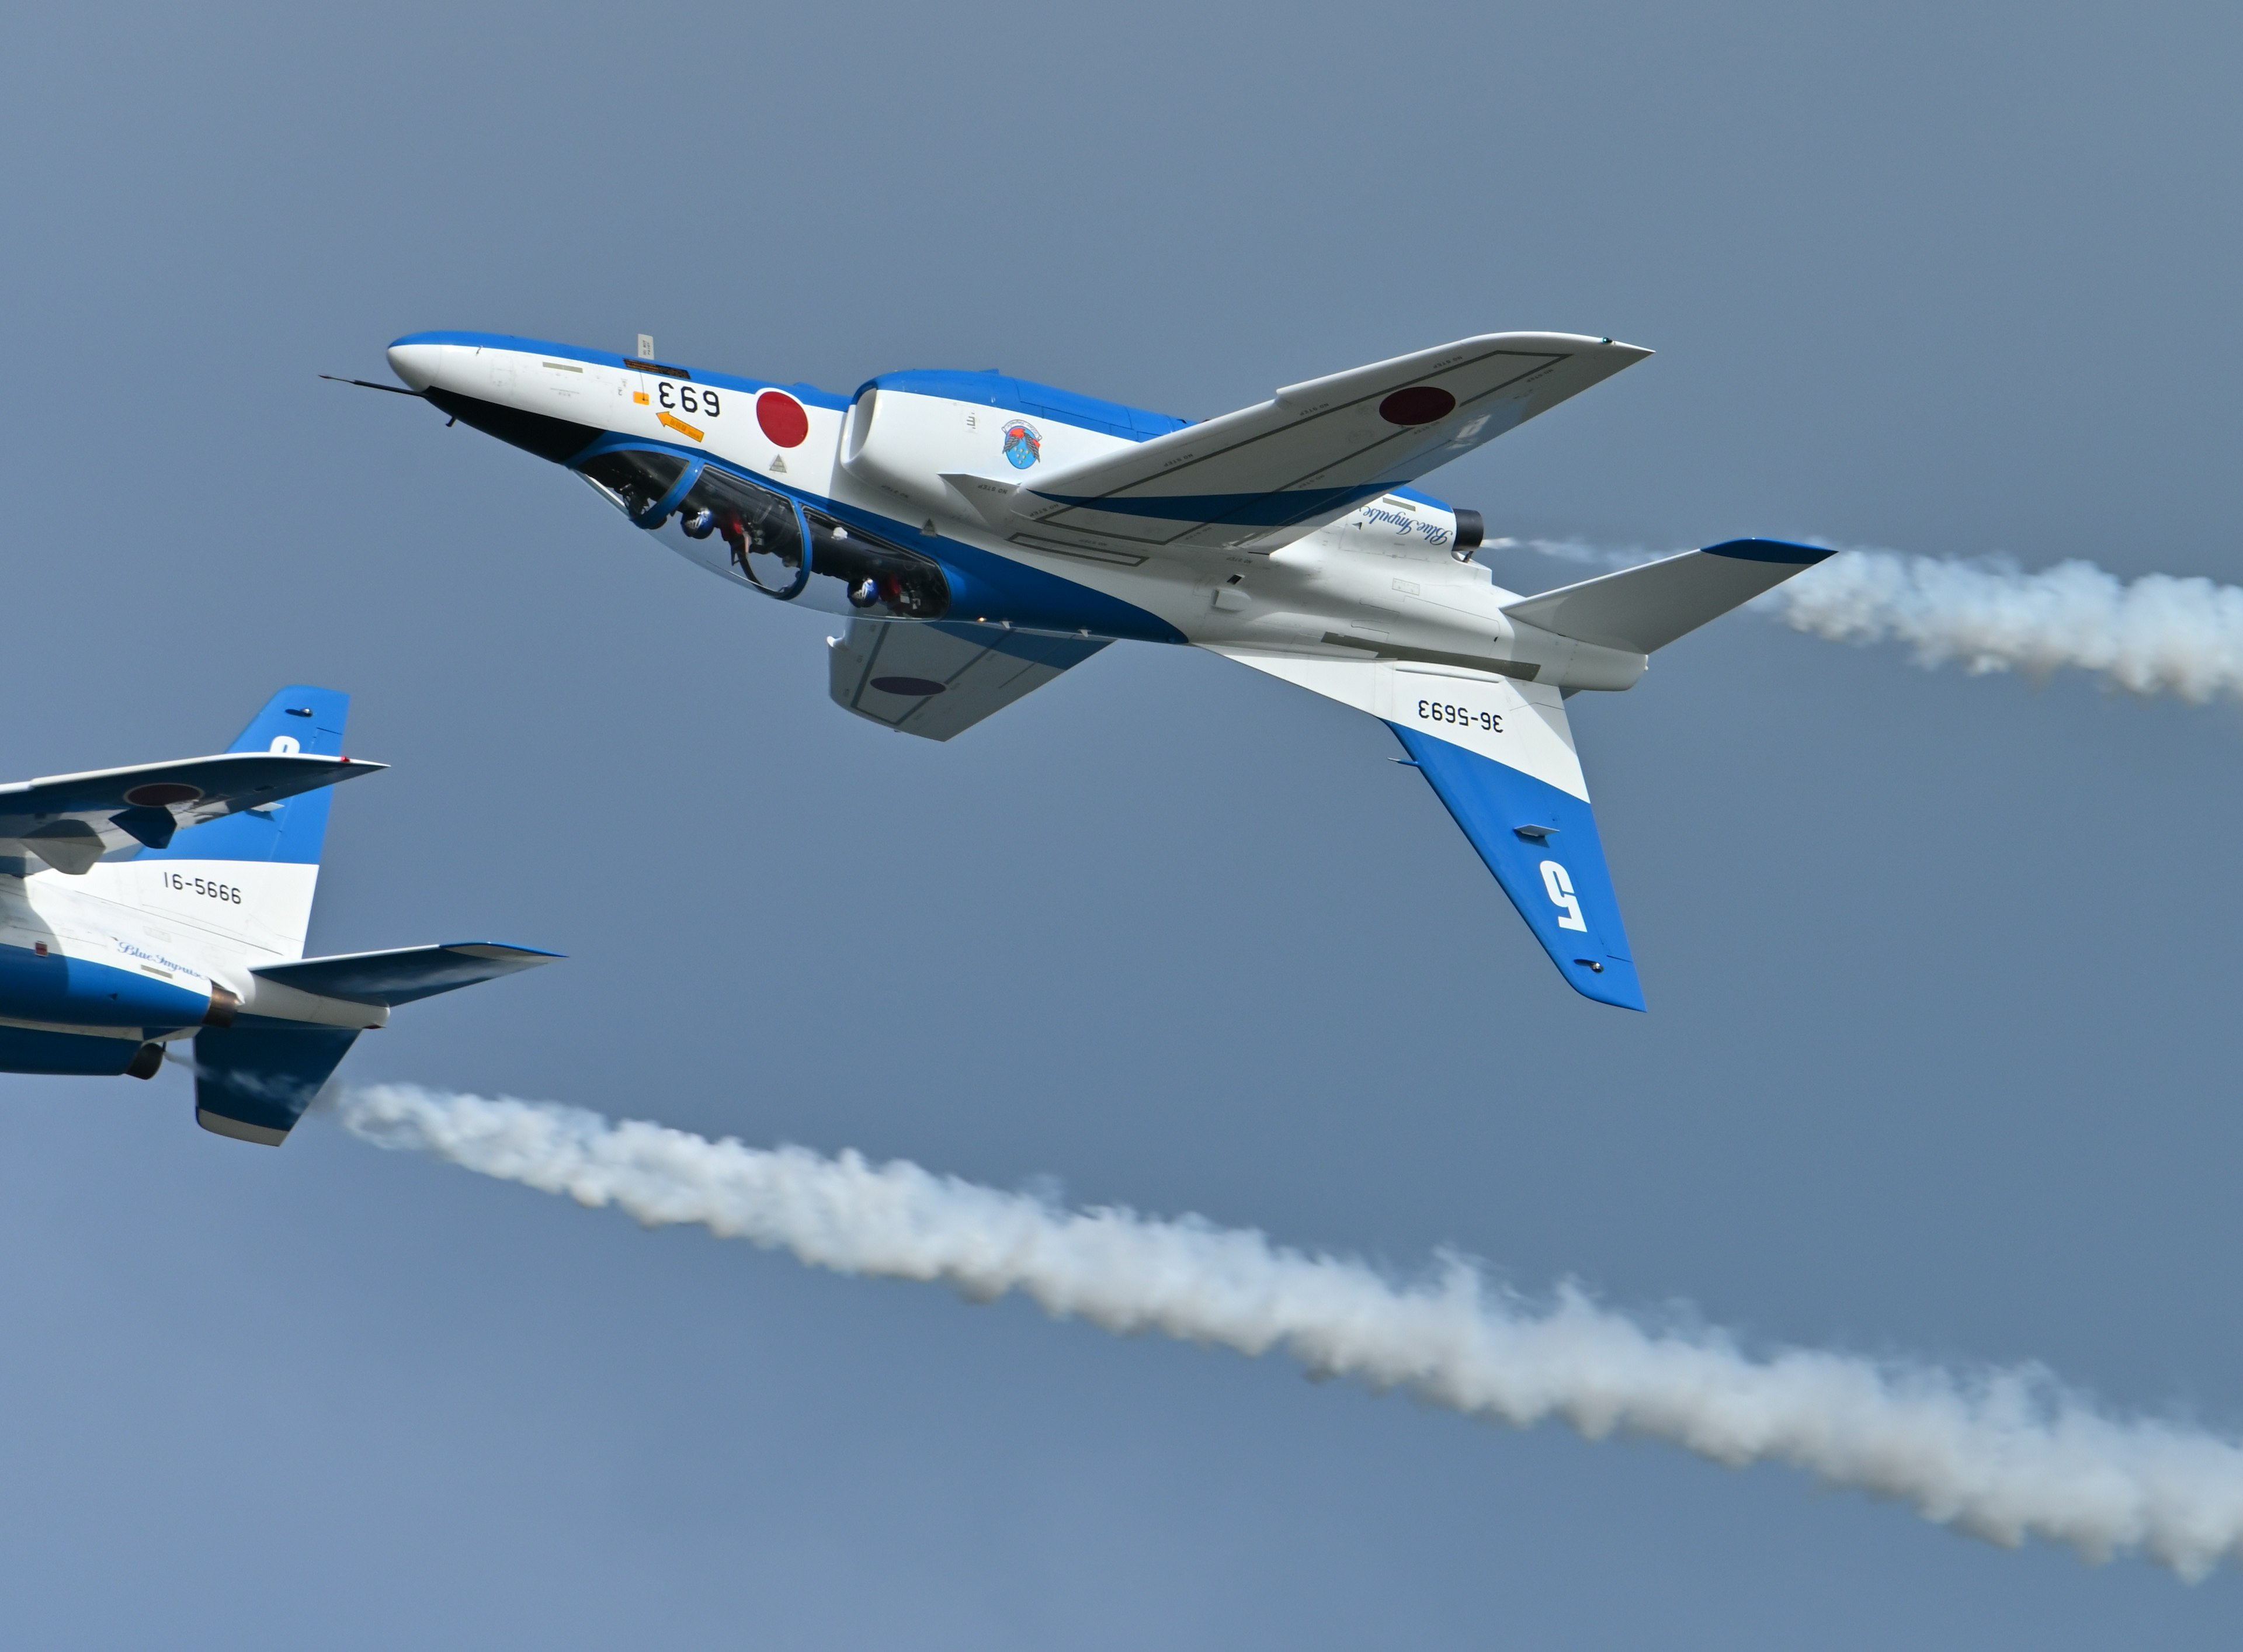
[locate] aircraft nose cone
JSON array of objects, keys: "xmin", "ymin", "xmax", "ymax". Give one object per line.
[{"xmin": 387, "ymin": 339, "xmax": 444, "ymax": 393}]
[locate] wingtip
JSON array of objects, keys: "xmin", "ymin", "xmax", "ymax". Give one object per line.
[
  {"xmin": 1701, "ymin": 537, "xmax": 1836, "ymax": 565},
  {"xmin": 1570, "ymin": 961, "xmax": 1647, "ymax": 1011}
]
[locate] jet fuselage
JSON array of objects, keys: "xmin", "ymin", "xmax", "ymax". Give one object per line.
[{"xmin": 384, "ymin": 332, "xmax": 1648, "ymax": 695}]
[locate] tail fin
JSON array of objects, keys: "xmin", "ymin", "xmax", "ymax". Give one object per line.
[
  {"xmin": 1502, "ymin": 539, "xmax": 1832, "ymax": 654},
  {"xmin": 1391, "ymin": 717, "xmax": 1644, "ymax": 1011},
  {"xmin": 138, "ymin": 687, "xmax": 351, "ymax": 959}
]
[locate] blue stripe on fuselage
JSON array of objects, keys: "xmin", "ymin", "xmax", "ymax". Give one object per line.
[
  {"xmin": 1025, "ymin": 483, "xmax": 1394, "ymax": 529},
  {"xmin": 0, "ymin": 942, "xmax": 209, "ymax": 1029},
  {"xmin": 0, "ymin": 1025, "xmax": 145, "ymax": 1076}
]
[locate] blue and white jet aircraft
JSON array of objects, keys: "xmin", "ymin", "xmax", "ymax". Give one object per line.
[
  {"xmin": 371, "ymin": 330, "xmax": 1831, "ymax": 1009},
  {"xmin": 0, "ymin": 688, "xmax": 557, "ymax": 1142}
]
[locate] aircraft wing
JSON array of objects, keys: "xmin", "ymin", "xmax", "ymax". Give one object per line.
[
  {"xmin": 0, "ymin": 752, "xmax": 384, "ymax": 875},
  {"xmin": 1209, "ymin": 646, "xmax": 1643, "ymax": 1009},
  {"xmin": 829, "ymin": 618, "xmax": 1109, "ymax": 741},
  {"xmin": 254, "ymin": 942, "xmax": 561, "ymax": 1006},
  {"xmin": 1005, "ymin": 334, "xmax": 1650, "ymax": 557}
]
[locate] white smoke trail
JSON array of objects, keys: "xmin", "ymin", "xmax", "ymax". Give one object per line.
[
  {"xmin": 1767, "ymin": 551, "xmax": 2243, "ymax": 703},
  {"xmin": 1505, "ymin": 537, "xmax": 2243, "ymax": 703},
  {"xmin": 335, "ymin": 1082, "xmax": 2243, "ymax": 1578}
]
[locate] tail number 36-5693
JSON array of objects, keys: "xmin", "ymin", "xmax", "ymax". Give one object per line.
[
  {"xmin": 1418, "ymin": 698, "xmax": 1502, "ymax": 733},
  {"xmin": 1540, "ymin": 860, "xmax": 1587, "ymax": 931}
]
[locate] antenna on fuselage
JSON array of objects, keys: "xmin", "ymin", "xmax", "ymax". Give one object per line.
[{"xmin": 318, "ymin": 374, "xmax": 423, "ymax": 397}]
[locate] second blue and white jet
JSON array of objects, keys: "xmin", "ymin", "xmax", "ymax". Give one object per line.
[
  {"xmin": 0, "ymin": 688, "xmax": 557, "ymax": 1142},
  {"xmin": 374, "ymin": 329, "xmax": 1831, "ymax": 1010}
]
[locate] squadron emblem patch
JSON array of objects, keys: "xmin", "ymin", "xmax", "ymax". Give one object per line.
[{"xmin": 1002, "ymin": 419, "xmax": 1042, "ymax": 470}]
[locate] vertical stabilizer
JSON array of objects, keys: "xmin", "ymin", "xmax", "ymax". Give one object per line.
[
  {"xmin": 135, "ymin": 687, "xmax": 351, "ymax": 960},
  {"xmin": 1390, "ymin": 721, "xmax": 1643, "ymax": 1010}
]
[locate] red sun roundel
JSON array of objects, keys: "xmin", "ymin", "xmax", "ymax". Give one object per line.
[
  {"xmin": 756, "ymin": 390, "xmax": 810, "ymax": 448},
  {"xmin": 1378, "ymin": 385, "xmax": 1458, "ymax": 426}
]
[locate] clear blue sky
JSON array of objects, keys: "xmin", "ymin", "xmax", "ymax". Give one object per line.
[{"xmin": 1, "ymin": 2, "xmax": 2238, "ymax": 1644}]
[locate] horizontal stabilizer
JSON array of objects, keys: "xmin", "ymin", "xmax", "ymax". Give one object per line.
[
  {"xmin": 252, "ymin": 942, "xmax": 562, "ymax": 1007},
  {"xmin": 1501, "ymin": 539, "xmax": 1832, "ymax": 655},
  {"xmin": 0, "ymin": 751, "xmax": 380, "ymax": 875},
  {"xmin": 829, "ymin": 618, "xmax": 1107, "ymax": 741},
  {"xmin": 193, "ymin": 1024, "xmax": 361, "ymax": 1145}
]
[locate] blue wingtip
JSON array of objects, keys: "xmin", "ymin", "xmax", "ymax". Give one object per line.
[
  {"xmin": 1568, "ymin": 956, "xmax": 1646, "ymax": 1012},
  {"xmin": 1702, "ymin": 538, "xmax": 1835, "ymax": 565}
]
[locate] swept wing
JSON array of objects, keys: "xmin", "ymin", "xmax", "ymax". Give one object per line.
[
  {"xmin": 829, "ymin": 619, "xmax": 1109, "ymax": 741},
  {"xmin": 1007, "ymin": 333, "xmax": 1649, "ymax": 556},
  {"xmin": 0, "ymin": 752, "xmax": 383, "ymax": 875}
]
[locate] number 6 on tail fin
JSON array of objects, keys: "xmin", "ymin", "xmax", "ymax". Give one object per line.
[
  {"xmin": 1540, "ymin": 861, "xmax": 1588, "ymax": 931},
  {"xmin": 1389, "ymin": 711, "xmax": 1644, "ymax": 1011},
  {"xmin": 1211, "ymin": 539, "xmax": 1834, "ymax": 1011}
]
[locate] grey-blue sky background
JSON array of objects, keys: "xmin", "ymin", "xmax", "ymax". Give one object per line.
[{"xmin": 2, "ymin": 2, "xmax": 2239, "ymax": 1644}]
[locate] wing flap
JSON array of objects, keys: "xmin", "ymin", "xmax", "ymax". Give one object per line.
[
  {"xmin": 252, "ymin": 942, "xmax": 561, "ymax": 1007},
  {"xmin": 1502, "ymin": 539, "xmax": 1833, "ymax": 654},
  {"xmin": 1009, "ymin": 334, "xmax": 1650, "ymax": 555},
  {"xmin": 829, "ymin": 619, "xmax": 1109, "ymax": 741}
]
